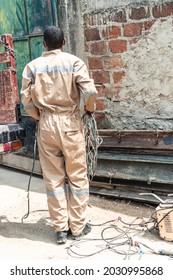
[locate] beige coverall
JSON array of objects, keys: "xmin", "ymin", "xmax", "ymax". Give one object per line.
[{"xmin": 21, "ymin": 49, "xmax": 97, "ymax": 236}]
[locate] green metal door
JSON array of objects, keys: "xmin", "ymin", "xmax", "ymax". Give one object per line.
[{"xmin": 0, "ymin": 0, "xmax": 58, "ymax": 111}]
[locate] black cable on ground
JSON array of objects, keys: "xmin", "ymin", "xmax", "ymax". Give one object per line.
[
  {"xmin": 21, "ymin": 126, "xmax": 38, "ymax": 223},
  {"xmin": 67, "ymin": 224, "xmax": 139, "ymax": 259},
  {"xmin": 67, "ymin": 219, "xmax": 139, "ymax": 259},
  {"xmin": 67, "ymin": 208, "xmax": 173, "ymax": 259}
]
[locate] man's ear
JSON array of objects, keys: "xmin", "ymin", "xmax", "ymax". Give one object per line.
[
  {"xmin": 43, "ymin": 40, "xmax": 47, "ymax": 48},
  {"xmin": 63, "ymin": 38, "xmax": 66, "ymax": 46}
]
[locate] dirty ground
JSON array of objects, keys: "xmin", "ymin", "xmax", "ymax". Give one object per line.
[{"xmin": 0, "ymin": 165, "xmax": 173, "ymax": 262}]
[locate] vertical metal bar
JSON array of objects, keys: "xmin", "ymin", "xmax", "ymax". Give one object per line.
[
  {"xmin": 51, "ymin": 0, "xmax": 58, "ymax": 26},
  {"xmin": 23, "ymin": 0, "xmax": 32, "ymax": 60}
]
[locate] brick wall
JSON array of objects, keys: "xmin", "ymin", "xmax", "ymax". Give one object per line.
[{"xmin": 83, "ymin": 1, "xmax": 173, "ymax": 129}]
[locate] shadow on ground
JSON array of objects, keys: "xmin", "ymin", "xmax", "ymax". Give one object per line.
[{"xmin": 0, "ymin": 215, "xmax": 57, "ymax": 245}]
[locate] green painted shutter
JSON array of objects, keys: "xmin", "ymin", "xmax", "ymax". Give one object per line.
[{"xmin": 0, "ymin": 0, "xmax": 58, "ymax": 113}]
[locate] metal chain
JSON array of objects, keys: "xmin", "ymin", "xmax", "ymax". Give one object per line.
[{"xmin": 82, "ymin": 112, "xmax": 102, "ymax": 180}]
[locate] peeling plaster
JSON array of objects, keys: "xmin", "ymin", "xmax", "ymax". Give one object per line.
[
  {"xmin": 82, "ymin": 0, "xmax": 173, "ymax": 12},
  {"xmin": 107, "ymin": 19, "xmax": 173, "ymax": 130}
]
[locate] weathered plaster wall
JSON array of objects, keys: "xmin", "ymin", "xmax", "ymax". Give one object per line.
[
  {"xmin": 82, "ymin": 0, "xmax": 173, "ymax": 12},
  {"xmin": 81, "ymin": 0, "xmax": 173, "ymax": 130},
  {"xmin": 58, "ymin": 0, "xmax": 86, "ymax": 60},
  {"xmin": 120, "ymin": 19, "xmax": 173, "ymax": 130}
]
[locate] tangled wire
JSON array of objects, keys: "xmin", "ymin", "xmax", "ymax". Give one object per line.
[
  {"xmin": 67, "ymin": 207, "xmax": 173, "ymax": 259},
  {"xmin": 82, "ymin": 112, "xmax": 102, "ymax": 180}
]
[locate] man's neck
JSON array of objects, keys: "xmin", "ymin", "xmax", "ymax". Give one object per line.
[{"xmin": 47, "ymin": 47, "xmax": 63, "ymax": 51}]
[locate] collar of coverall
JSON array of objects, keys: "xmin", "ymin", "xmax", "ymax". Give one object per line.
[{"xmin": 41, "ymin": 49, "xmax": 62, "ymax": 56}]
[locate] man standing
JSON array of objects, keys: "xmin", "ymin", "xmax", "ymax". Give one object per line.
[{"xmin": 21, "ymin": 26, "xmax": 97, "ymax": 244}]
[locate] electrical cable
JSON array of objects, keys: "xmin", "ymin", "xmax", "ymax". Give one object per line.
[
  {"xmin": 154, "ymin": 208, "xmax": 173, "ymax": 227},
  {"xmin": 119, "ymin": 216, "xmax": 146, "ymax": 227},
  {"xmin": 88, "ymin": 219, "xmax": 118, "ymax": 227},
  {"xmin": 119, "ymin": 216, "xmax": 156, "ymax": 234},
  {"xmin": 21, "ymin": 125, "xmax": 38, "ymax": 223},
  {"xmin": 101, "ymin": 225, "xmax": 135, "ymax": 260},
  {"xmin": 146, "ymin": 207, "xmax": 173, "ymax": 231},
  {"xmin": 67, "ymin": 223, "xmax": 140, "ymax": 259},
  {"xmin": 67, "ymin": 206, "xmax": 173, "ymax": 259},
  {"xmin": 68, "ymin": 239, "xmax": 110, "ymax": 258},
  {"xmin": 82, "ymin": 112, "xmax": 102, "ymax": 180},
  {"xmin": 67, "ymin": 218, "xmax": 140, "ymax": 259}
]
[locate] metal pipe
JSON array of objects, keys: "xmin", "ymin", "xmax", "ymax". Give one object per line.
[
  {"xmin": 57, "ymin": 0, "xmax": 71, "ymax": 52},
  {"xmin": 139, "ymin": 193, "xmax": 164, "ymax": 203}
]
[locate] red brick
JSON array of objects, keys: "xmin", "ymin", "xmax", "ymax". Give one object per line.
[
  {"xmin": 102, "ymin": 26, "xmax": 121, "ymax": 39},
  {"xmin": 88, "ymin": 57, "xmax": 103, "ymax": 69},
  {"xmin": 110, "ymin": 9, "xmax": 127, "ymax": 23},
  {"xmin": 92, "ymin": 70, "xmax": 110, "ymax": 83},
  {"xmin": 109, "ymin": 40, "xmax": 127, "ymax": 53},
  {"xmin": 129, "ymin": 7, "xmax": 150, "ymax": 20},
  {"xmin": 85, "ymin": 28, "xmax": 100, "ymax": 41},
  {"xmin": 124, "ymin": 23, "xmax": 143, "ymax": 37},
  {"xmin": 152, "ymin": 3, "xmax": 173, "ymax": 18},
  {"xmin": 152, "ymin": 5, "xmax": 160, "ymax": 18},
  {"xmin": 103, "ymin": 55, "xmax": 124, "ymax": 70},
  {"xmin": 143, "ymin": 20, "xmax": 156, "ymax": 31},
  {"xmin": 90, "ymin": 41, "xmax": 107, "ymax": 55},
  {"xmin": 96, "ymin": 100, "xmax": 105, "ymax": 111},
  {"xmin": 112, "ymin": 71, "xmax": 125, "ymax": 83}
]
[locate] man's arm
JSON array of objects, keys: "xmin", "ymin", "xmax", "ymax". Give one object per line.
[
  {"xmin": 73, "ymin": 59, "xmax": 97, "ymax": 112},
  {"xmin": 21, "ymin": 65, "xmax": 40, "ymax": 120}
]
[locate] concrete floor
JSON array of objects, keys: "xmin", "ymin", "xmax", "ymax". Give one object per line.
[{"xmin": 0, "ymin": 164, "xmax": 173, "ymax": 262}]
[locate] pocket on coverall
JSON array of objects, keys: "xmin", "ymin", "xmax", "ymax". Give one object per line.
[
  {"xmin": 60, "ymin": 115, "xmax": 86, "ymax": 159},
  {"xmin": 60, "ymin": 115, "xmax": 82, "ymax": 133}
]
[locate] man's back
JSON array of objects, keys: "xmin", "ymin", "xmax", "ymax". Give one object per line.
[{"xmin": 22, "ymin": 49, "xmax": 96, "ymax": 115}]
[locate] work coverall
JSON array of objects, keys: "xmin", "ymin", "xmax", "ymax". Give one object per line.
[{"xmin": 21, "ymin": 49, "xmax": 97, "ymax": 236}]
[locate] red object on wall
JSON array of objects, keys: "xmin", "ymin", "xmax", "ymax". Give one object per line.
[{"xmin": 0, "ymin": 34, "xmax": 19, "ymax": 124}]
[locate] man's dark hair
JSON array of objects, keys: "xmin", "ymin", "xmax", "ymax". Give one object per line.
[{"xmin": 43, "ymin": 26, "xmax": 64, "ymax": 50}]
